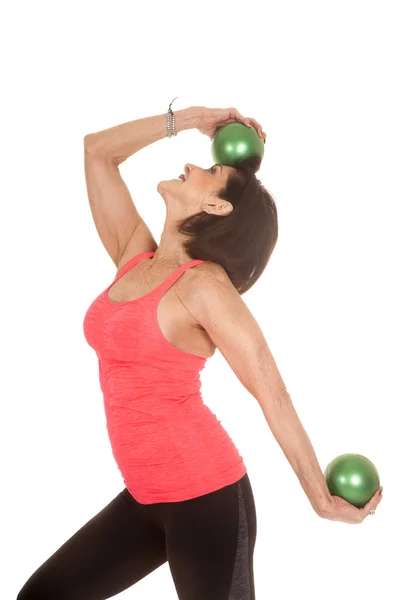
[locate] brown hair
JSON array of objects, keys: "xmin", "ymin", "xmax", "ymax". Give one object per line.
[{"xmin": 176, "ymin": 156, "xmax": 278, "ymax": 294}]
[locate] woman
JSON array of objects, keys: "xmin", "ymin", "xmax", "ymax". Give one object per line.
[{"xmin": 17, "ymin": 104, "xmax": 383, "ymax": 600}]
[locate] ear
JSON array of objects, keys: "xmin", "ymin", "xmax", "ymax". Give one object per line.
[{"xmin": 203, "ymin": 195, "xmax": 233, "ymax": 216}]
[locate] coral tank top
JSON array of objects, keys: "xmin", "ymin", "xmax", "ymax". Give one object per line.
[{"xmin": 83, "ymin": 251, "xmax": 247, "ymax": 503}]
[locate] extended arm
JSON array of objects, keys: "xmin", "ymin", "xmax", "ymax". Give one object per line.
[{"xmin": 184, "ymin": 263, "xmax": 333, "ymax": 518}]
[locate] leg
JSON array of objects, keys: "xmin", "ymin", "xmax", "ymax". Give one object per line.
[
  {"xmin": 17, "ymin": 488, "xmax": 167, "ymax": 600},
  {"xmin": 163, "ymin": 473, "xmax": 257, "ymax": 600}
]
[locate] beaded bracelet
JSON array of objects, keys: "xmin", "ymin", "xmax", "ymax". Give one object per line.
[{"xmin": 166, "ymin": 96, "xmax": 178, "ymax": 138}]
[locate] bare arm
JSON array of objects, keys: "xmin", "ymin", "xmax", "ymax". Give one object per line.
[
  {"xmin": 84, "ymin": 106, "xmax": 200, "ymax": 165},
  {"xmin": 83, "ymin": 107, "xmax": 200, "ymax": 265},
  {"xmin": 184, "ymin": 263, "xmax": 333, "ymax": 518}
]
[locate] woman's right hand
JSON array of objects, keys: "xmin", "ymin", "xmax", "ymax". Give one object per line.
[
  {"xmin": 193, "ymin": 105, "xmax": 266, "ymax": 142},
  {"xmin": 322, "ymin": 487, "xmax": 383, "ymax": 524}
]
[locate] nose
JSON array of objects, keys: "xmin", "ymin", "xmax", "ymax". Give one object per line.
[{"xmin": 184, "ymin": 164, "xmax": 194, "ymax": 176}]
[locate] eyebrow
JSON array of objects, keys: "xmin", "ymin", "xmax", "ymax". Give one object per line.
[{"xmin": 213, "ymin": 163, "xmax": 223, "ymax": 172}]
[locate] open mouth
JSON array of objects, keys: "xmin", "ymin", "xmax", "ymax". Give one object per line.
[{"xmin": 179, "ymin": 174, "xmax": 186, "ymax": 181}]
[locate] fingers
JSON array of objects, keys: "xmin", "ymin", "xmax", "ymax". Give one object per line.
[
  {"xmin": 372, "ymin": 486, "xmax": 383, "ymax": 508},
  {"xmin": 248, "ymin": 117, "xmax": 267, "ymax": 143},
  {"xmin": 231, "ymin": 108, "xmax": 267, "ymax": 143},
  {"xmin": 362, "ymin": 486, "xmax": 383, "ymax": 519},
  {"xmin": 232, "ymin": 108, "xmax": 252, "ymax": 129}
]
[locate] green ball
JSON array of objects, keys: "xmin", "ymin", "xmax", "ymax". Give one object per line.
[
  {"xmin": 211, "ymin": 122, "xmax": 264, "ymax": 167},
  {"xmin": 324, "ymin": 453, "xmax": 380, "ymax": 508}
]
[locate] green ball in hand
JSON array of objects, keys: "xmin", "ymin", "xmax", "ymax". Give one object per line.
[
  {"xmin": 211, "ymin": 122, "xmax": 265, "ymax": 167},
  {"xmin": 324, "ymin": 453, "xmax": 380, "ymax": 508}
]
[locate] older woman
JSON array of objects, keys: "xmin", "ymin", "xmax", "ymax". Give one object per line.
[{"xmin": 17, "ymin": 104, "xmax": 382, "ymax": 600}]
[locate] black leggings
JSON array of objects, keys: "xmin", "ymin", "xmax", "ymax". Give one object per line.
[{"xmin": 17, "ymin": 473, "xmax": 257, "ymax": 599}]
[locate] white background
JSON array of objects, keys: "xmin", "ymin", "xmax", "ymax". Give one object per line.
[{"xmin": 2, "ymin": 0, "xmax": 398, "ymax": 598}]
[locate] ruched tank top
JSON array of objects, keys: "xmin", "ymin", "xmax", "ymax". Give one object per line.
[{"xmin": 83, "ymin": 251, "xmax": 247, "ymax": 503}]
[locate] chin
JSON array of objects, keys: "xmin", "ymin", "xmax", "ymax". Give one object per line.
[
  {"xmin": 157, "ymin": 179, "xmax": 181, "ymax": 194},
  {"xmin": 157, "ymin": 180, "xmax": 168, "ymax": 195}
]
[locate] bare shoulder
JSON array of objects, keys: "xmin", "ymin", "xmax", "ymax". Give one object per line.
[
  {"xmin": 184, "ymin": 260, "xmax": 234, "ymax": 291},
  {"xmin": 179, "ymin": 260, "xmax": 239, "ymax": 313},
  {"xmin": 179, "ymin": 260, "xmax": 265, "ymax": 356}
]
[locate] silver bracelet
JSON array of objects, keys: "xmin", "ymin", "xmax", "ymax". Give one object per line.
[{"xmin": 167, "ymin": 97, "xmax": 178, "ymax": 138}]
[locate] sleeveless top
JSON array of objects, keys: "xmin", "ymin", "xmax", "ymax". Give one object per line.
[{"xmin": 83, "ymin": 251, "xmax": 247, "ymax": 503}]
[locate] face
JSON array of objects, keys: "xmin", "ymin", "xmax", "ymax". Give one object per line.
[{"xmin": 157, "ymin": 163, "xmax": 236, "ymax": 221}]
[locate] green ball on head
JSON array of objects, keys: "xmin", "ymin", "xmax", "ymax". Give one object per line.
[{"xmin": 211, "ymin": 122, "xmax": 265, "ymax": 167}]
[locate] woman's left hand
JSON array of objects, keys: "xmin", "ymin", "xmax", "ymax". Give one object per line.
[
  {"xmin": 322, "ymin": 487, "xmax": 383, "ymax": 524},
  {"xmin": 194, "ymin": 106, "xmax": 267, "ymax": 142}
]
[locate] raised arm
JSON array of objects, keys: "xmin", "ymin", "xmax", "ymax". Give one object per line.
[{"xmin": 83, "ymin": 107, "xmax": 200, "ymax": 267}]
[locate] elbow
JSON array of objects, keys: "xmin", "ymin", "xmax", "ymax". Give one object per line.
[
  {"xmin": 83, "ymin": 136, "xmax": 115, "ymax": 163},
  {"xmin": 84, "ymin": 134, "xmax": 104, "ymax": 155},
  {"xmin": 84, "ymin": 134, "xmax": 97, "ymax": 151},
  {"xmin": 256, "ymin": 389, "xmax": 293, "ymax": 418},
  {"xmin": 272, "ymin": 391, "xmax": 293, "ymax": 412}
]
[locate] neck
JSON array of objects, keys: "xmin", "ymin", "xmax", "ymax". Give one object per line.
[{"xmin": 151, "ymin": 220, "xmax": 192, "ymax": 267}]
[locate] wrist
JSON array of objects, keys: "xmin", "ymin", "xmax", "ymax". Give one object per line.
[{"xmin": 314, "ymin": 497, "xmax": 333, "ymax": 518}]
